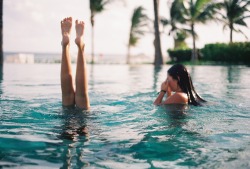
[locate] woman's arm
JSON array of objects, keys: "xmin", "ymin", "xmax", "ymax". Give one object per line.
[
  {"xmin": 154, "ymin": 91, "xmax": 166, "ymax": 105},
  {"xmin": 154, "ymin": 81, "xmax": 172, "ymax": 105}
]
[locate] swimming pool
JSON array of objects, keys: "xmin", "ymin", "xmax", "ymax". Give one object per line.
[{"xmin": 0, "ymin": 63, "xmax": 250, "ymax": 168}]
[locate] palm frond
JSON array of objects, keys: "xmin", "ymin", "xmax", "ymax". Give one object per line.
[
  {"xmin": 131, "ymin": 6, "xmax": 148, "ymax": 28},
  {"xmin": 222, "ymin": 23, "xmax": 228, "ymax": 31},
  {"xmin": 90, "ymin": 0, "xmax": 107, "ymax": 13},
  {"xmin": 196, "ymin": 1, "xmax": 219, "ymax": 22},
  {"xmin": 183, "ymin": 28, "xmax": 198, "ymax": 38},
  {"xmin": 241, "ymin": 0, "xmax": 250, "ymax": 9},
  {"xmin": 160, "ymin": 18, "xmax": 170, "ymax": 26},
  {"xmin": 219, "ymin": 0, "xmax": 250, "ymax": 42},
  {"xmin": 194, "ymin": 0, "xmax": 211, "ymax": 16},
  {"xmin": 234, "ymin": 18, "xmax": 248, "ymax": 27},
  {"xmin": 129, "ymin": 35, "xmax": 139, "ymax": 47},
  {"xmin": 216, "ymin": 17, "xmax": 228, "ymax": 24},
  {"xmin": 128, "ymin": 6, "xmax": 148, "ymax": 46},
  {"xmin": 133, "ymin": 29, "xmax": 145, "ymax": 35},
  {"xmin": 233, "ymin": 28, "xmax": 248, "ymax": 39},
  {"xmin": 176, "ymin": 30, "xmax": 189, "ymax": 40},
  {"xmin": 170, "ymin": 0, "xmax": 187, "ymax": 23}
]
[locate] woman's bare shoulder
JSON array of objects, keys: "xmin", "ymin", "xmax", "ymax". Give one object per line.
[{"xmin": 164, "ymin": 92, "xmax": 188, "ymax": 104}]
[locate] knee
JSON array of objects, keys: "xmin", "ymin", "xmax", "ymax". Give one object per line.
[{"xmin": 61, "ymin": 74, "xmax": 73, "ymax": 81}]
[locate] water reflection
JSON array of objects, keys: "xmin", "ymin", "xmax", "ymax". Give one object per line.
[
  {"xmin": 153, "ymin": 66, "xmax": 162, "ymax": 91},
  {"xmin": 60, "ymin": 141, "xmax": 90, "ymax": 169},
  {"xmin": 59, "ymin": 109, "xmax": 90, "ymax": 168},
  {"xmin": 0, "ymin": 65, "xmax": 3, "ymax": 97},
  {"xmin": 89, "ymin": 64, "xmax": 95, "ymax": 90},
  {"xmin": 59, "ymin": 108, "xmax": 89, "ymax": 141},
  {"xmin": 226, "ymin": 66, "xmax": 241, "ymax": 84},
  {"xmin": 188, "ymin": 66, "xmax": 195, "ymax": 79},
  {"xmin": 56, "ymin": 107, "xmax": 89, "ymax": 168},
  {"xmin": 223, "ymin": 66, "xmax": 242, "ymax": 100}
]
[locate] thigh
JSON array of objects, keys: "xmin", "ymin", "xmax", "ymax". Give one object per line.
[
  {"xmin": 62, "ymin": 93, "xmax": 75, "ymax": 107},
  {"xmin": 75, "ymin": 96, "xmax": 89, "ymax": 110}
]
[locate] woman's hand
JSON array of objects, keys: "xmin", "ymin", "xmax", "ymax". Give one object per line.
[
  {"xmin": 154, "ymin": 80, "xmax": 171, "ymax": 105},
  {"xmin": 161, "ymin": 81, "xmax": 168, "ymax": 91},
  {"xmin": 161, "ymin": 80, "xmax": 172, "ymax": 96}
]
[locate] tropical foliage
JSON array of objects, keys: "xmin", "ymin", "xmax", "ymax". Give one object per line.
[
  {"xmin": 216, "ymin": 0, "xmax": 250, "ymax": 43},
  {"xmin": 164, "ymin": 0, "xmax": 250, "ymax": 63},
  {"xmin": 168, "ymin": 42, "xmax": 250, "ymax": 64},
  {"xmin": 127, "ymin": 6, "xmax": 148, "ymax": 64},
  {"xmin": 89, "ymin": 0, "xmax": 111, "ymax": 64},
  {"xmin": 177, "ymin": 0, "xmax": 219, "ymax": 61},
  {"xmin": 168, "ymin": 48, "xmax": 192, "ymax": 62},
  {"xmin": 201, "ymin": 42, "xmax": 250, "ymax": 63},
  {"xmin": 161, "ymin": 0, "xmax": 189, "ymax": 49},
  {"xmin": 173, "ymin": 30, "xmax": 189, "ymax": 49}
]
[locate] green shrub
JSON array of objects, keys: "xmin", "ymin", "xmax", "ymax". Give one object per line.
[
  {"xmin": 167, "ymin": 48, "xmax": 192, "ymax": 62},
  {"xmin": 201, "ymin": 42, "xmax": 250, "ymax": 63}
]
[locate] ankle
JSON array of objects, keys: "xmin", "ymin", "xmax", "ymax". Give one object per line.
[
  {"xmin": 77, "ymin": 43, "xmax": 85, "ymax": 50},
  {"xmin": 75, "ymin": 37, "xmax": 85, "ymax": 49},
  {"xmin": 62, "ymin": 43, "xmax": 70, "ymax": 50}
]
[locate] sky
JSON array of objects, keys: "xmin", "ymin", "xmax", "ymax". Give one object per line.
[{"xmin": 3, "ymin": 0, "xmax": 250, "ymax": 59}]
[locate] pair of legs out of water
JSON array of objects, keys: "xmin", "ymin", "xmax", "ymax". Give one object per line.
[{"xmin": 61, "ymin": 17, "xmax": 90, "ymax": 110}]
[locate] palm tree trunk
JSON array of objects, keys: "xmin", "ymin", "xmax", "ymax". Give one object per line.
[
  {"xmin": 0, "ymin": 0, "xmax": 3, "ymax": 66},
  {"xmin": 127, "ymin": 30, "xmax": 132, "ymax": 64},
  {"xmin": 91, "ymin": 14, "xmax": 95, "ymax": 64},
  {"xmin": 229, "ymin": 22, "xmax": 233, "ymax": 43},
  {"xmin": 174, "ymin": 38, "xmax": 178, "ymax": 49},
  {"xmin": 191, "ymin": 23, "xmax": 197, "ymax": 61},
  {"xmin": 91, "ymin": 25, "xmax": 95, "ymax": 64},
  {"xmin": 153, "ymin": 0, "xmax": 163, "ymax": 66},
  {"xmin": 127, "ymin": 45, "xmax": 131, "ymax": 64}
]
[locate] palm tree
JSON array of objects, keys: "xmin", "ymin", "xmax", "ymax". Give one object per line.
[
  {"xmin": 161, "ymin": 18, "xmax": 189, "ymax": 49},
  {"xmin": 217, "ymin": 0, "xmax": 250, "ymax": 43},
  {"xmin": 127, "ymin": 6, "xmax": 148, "ymax": 64},
  {"xmin": 161, "ymin": 0, "xmax": 189, "ymax": 49},
  {"xmin": 174, "ymin": 30, "xmax": 189, "ymax": 49},
  {"xmin": 179, "ymin": 0, "xmax": 219, "ymax": 61},
  {"xmin": 0, "ymin": 0, "xmax": 3, "ymax": 66},
  {"xmin": 153, "ymin": 0, "xmax": 163, "ymax": 66},
  {"xmin": 89, "ymin": 0, "xmax": 110, "ymax": 64}
]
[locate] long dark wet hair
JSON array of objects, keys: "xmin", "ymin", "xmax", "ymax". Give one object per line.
[{"xmin": 167, "ymin": 64, "xmax": 206, "ymax": 106}]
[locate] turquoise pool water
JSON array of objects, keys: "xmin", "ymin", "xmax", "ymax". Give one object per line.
[{"xmin": 0, "ymin": 63, "xmax": 250, "ymax": 168}]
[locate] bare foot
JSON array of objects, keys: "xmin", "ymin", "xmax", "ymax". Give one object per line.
[
  {"xmin": 75, "ymin": 20, "xmax": 85, "ymax": 49},
  {"xmin": 61, "ymin": 17, "xmax": 72, "ymax": 47}
]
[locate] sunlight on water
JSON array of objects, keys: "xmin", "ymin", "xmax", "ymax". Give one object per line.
[{"xmin": 0, "ymin": 63, "xmax": 250, "ymax": 168}]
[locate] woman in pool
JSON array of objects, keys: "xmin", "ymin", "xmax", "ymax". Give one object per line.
[
  {"xmin": 60, "ymin": 17, "xmax": 90, "ymax": 110},
  {"xmin": 154, "ymin": 64, "xmax": 205, "ymax": 106}
]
